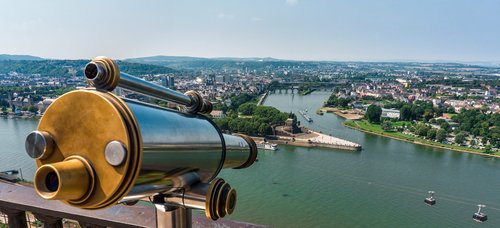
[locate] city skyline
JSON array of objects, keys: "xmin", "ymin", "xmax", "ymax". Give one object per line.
[{"xmin": 1, "ymin": 0, "xmax": 500, "ymax": 62}]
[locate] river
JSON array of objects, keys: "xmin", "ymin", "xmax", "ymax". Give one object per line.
[{"xmin": 2, "ymin": 91, "xmax": 500, "ymax": 227}]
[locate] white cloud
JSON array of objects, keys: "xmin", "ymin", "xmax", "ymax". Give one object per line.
[
  {"xmin": 217, "ymin": 13, "xmax": 234, "ymax": 20},
  {"xmin": 286, "ymin": 0, "xmax": 298, "ymax": 6},
  {"xmin": 251, "ymin": 17, "xmax": 263, "ymax": 22}
]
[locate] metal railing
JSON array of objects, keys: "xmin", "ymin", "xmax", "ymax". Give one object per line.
[{"xmin": 0, "ymin": 181, "xmax": 265, "ymax": 228}]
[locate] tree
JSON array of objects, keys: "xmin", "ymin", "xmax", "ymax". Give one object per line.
[
  {"xmin": 423, "ymin": 109, "xmax": 434, "ymax": 122},
  {"xmin": 400, "ymin": 105, "xmax": 412, "ymax": 121},
  {"xmin": 454, "ymin": 132, "xmax": 466, "ymax": 144},
  {"xmin": 28, "ymin": 105, "xmax": 38, "ymax": 113},
  {"xmin": 238, "ymin": 103, "xmax": 256, "ymax": 115},
  {"xmin": 0, "ymin": 100, "xmax": 9, "ymax": 107},
  {"xmin": 411, "ymin": 105, "xmax": 425, "ymax": 120},
  {"xmin": 381, "ymin": 121, "xmax": 393, "ymax": 131},
  {"xmin": 427, "ymin": 128, "xmax": 437, "ymax": 140},
  {"xmin": 326, "ymin": 94, "xmax": 338, "ymax": 106},
  {"xmin": 1, "ymin": 106, "xmax": 6, "ymax": 112},
  {"xmin": 436, "ymin": 129, "xmax": 447, "ymax": 142},
  {"xmin": 365, "ymin": 105, "xmax": 382, "ymax": 123},
  {"xmin": 214, "ymin": 101, "xmax": 289, "ymax": 136},
  {"xmin": 230, "ymin": 94, "xmax": 256, "ymax": 110},
  {"xmin": 415, "ymin": 123, "xmax": 429, "ymax": 137},
  {"xmin": 484, "ymin": 145, "xmax": 493, "ymax": 154},
  {"xmin": 338, "ymin": 98, "xmax": 351, "ymax": 108},
  {"xmin": 440, "ymin": 122, "xmax": 451, "ymax": 132},
  {"xmin": 258, "ymin": 123, "xmax": 270, "ymax": 135}
]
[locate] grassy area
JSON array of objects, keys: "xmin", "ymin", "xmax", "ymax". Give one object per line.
[{"xmin": 344, "ymin": 120, "xmax": 491, "ymax": 155}]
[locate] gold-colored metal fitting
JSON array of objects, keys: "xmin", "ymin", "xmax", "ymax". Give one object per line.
[
  {"xmin": 204, "ymin": 178, "xmax": 236, "ymax": 220},
  {"xmin": 85, "ymin": 56, "xmax": 121, "ymax": 91},
  {"xmin": 205, "ymin": 178, "xmax": 222, "ymax": 220},
  {"xmin": 215, "ymin": 183, "xmax": 230, "ymax": 218},
  {"xmin": 225, "ymin": 188, "xmax": 237, "ymax": 215},
  {"xmin": 184, "ymin": 90, "xmax": 203, "ymax": 114},
  {"xmin": 34, "ymin": 155, "xmax": 94, "ymax": 203},
  {"xmin": 35, "ymin": 89, "xmax": 142, "ymax": 209}
]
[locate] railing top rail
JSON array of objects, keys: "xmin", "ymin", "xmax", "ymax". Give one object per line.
[{"xmin": 0, "ymin": 181, "xmax": 155, "ymax": 227}]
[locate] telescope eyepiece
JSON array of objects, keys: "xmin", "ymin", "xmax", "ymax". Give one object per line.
[
  {"xmin": 84, "ymin": 62, "xmax": 105, "ymax": 80},
  {"xmin": 45, "ymin": 171, "xmax": 59, "ymax": 192},
  {"xmin": 34, "ymin": 156, "xmax": 95, "ymax": 203},
  {"xmin": 84, "ymin": 57, "xmax": 120, "ymax": 91}
]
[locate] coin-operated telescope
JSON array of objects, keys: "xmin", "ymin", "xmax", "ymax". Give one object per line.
[{"xmin": 25, "ymin": 57, "xmax": 257, "ymax": 227}]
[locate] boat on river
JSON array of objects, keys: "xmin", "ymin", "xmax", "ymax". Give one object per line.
[
  {"xmin": 257, "ymin": 142, "xmax": 278, "ymax": 151},
  {"xmin": 299, "ymin": 110, "xmax": 313, "ymax": 122}
]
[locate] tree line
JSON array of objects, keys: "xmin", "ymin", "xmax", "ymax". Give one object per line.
[
  {"xmin": 325, "ymin": 94, "xmax": 353, "ymax": 108},
  {"xmin": 213, "ymin": 102, "xmax": 291, "ymax": 136},
  {"xmin": 0, "ymin": 60, "xmax": 177, "ymax": 77}
]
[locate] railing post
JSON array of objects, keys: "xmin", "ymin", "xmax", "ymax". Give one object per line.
[
  {"xmin": 0, "ymin": 207, "xmax": 28, "ymax": 228},
  {"xmin": 33, "ymin": 213, "xmax": 63, "ymax": 228},
  {"xmin": 156, "ymin": 205, "xmax": 192, "ymax": 228}
]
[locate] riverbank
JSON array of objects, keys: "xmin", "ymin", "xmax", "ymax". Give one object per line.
[
  {"xmin": 320, "ymin": 107, "xmax": 363, "ymax": 120},
  {"xmin": 0, "ymin": 113, "xmax": 41, "ymax": 119},
  {"xmin": 344, "ymin": 120, "xmax": 500, "ymax": 158},
  {"xmin": 257, "ymin": 91, "xmax": 269, "ymax": 106}
]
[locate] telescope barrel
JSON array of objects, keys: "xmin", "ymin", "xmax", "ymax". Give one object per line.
[
  {"xmin": 84, "ymin": 57, "xmax": 212, "ymax": 114},
  {"xmin": 27, "ymin": 89, "xmax": 257, "ymax": 213},
  {"xmin": 223, "ymin": 134, "xmax": 257, "ymax": 169}
]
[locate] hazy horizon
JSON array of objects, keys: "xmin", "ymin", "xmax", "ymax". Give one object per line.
[
  {"xmin": 1, "ymin": 0, "xmax": 500, "ymax": 62},
  {"xmin": 3, "ymin": 53, "xmax": 500, "ymax": 65}
]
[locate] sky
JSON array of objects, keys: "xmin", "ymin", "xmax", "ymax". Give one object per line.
[{"xmin": 1, "ymin": 0, "xmax": 499, "ymax": 62}]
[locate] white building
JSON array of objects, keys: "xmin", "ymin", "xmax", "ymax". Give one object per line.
[
  {"xmin": 210, "ymin": 110, "xmax": 226, "ymax": 119},
  {"xmin": 382, "ymin": 108, "xmax": 400, "ymax": 119}
]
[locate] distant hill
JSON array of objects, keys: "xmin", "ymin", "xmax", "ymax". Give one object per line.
[
  {"xmin": 125, "ymin": 55, "xmax": 209, "ymax": 63},
  {"xmin": 124, "ymin": 55, "xmax": 297, "ymax": 70},
  {"xmin": 212, "ymin": 57, "xmax": 281, "ymax": 62},
  {"xmin": 0, "ymin": 59, "xmax": 177, "ymax": 77},
  {"xmin": 125, "ymin": 55, "xmax": 283, "ymax": 63},
  {"xmin": 0, "ymin": 54, "xmax": 44, "ymax": 61}
]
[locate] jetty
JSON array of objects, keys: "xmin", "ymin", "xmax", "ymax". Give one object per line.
[
  {"xmin": 254, "ymin": 128, "xmax": 362, "ymax": 151},
  {"xmin": 306, "ymin": 130, "xmax": 361, "ymax": 150},
  {"xmin": 257, "ymin": 91, "xmax": 269, "ymax": 106},
  {"xmin": 0, "ymin": 170, "xmax": 20, "ymax": 183},
  {"xmin": 270, "ymin": 116, "xmax": 361, "ymax": 151}
]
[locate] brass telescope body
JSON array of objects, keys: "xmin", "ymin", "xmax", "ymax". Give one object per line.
[{"xmin": 27, "ymin": 57, "xmax": 257, "ymax": 221}]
